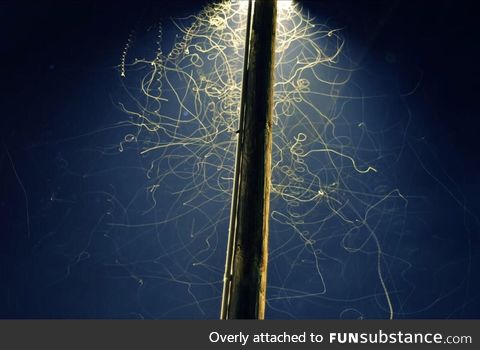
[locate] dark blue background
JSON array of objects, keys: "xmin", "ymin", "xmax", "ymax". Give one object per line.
[{"xmin": 1, "ymin": 0, "xmax": 479, "ymax": 318}]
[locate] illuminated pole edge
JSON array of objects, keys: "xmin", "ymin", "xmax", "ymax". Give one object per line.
[{"xmin": 220, "ymin": 0, "xmax": 254, "ymax": 320}]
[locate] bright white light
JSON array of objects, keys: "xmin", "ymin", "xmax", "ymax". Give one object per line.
[
  {"xmin": 235, "ymin": 0, "xmax": 293, "ymax": 12},
  {"xmin": 237, "ymin": 0, "xmax": 249, "ymax": 12},
  {"xmin": 278, "ymin": 0, "xmax": 293, "ymax": 11}
]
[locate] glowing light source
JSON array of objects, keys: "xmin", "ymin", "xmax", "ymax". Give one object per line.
[
  {"xmin": 235, "ymin": 0, "xmax": 293, "ymax": 15},
  {"xmin": 277, "ymin": 0, "xmax": 293, "ymax": 11},
  {"xmin": 236, "ymin": 0, "xmax": 250, "ymax": 12}
]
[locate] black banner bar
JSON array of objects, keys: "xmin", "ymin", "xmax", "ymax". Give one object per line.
[{"xmin": 0, "ymin": 320, "xmax": 476, "ymax": 349}]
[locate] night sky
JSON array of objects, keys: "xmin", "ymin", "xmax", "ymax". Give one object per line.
[{"xmin": 1, "ymin": 0, "xmax": 479, "ymax": 319}]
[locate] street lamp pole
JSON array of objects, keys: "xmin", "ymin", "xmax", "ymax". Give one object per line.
[{"xmin": 221, "ymin": 0, "xmax": 277, "ymax": 319}]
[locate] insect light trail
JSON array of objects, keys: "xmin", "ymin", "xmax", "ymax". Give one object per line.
[{"xmin": 117, "ymin": 0, "xmax": 407, "ymax": 319}]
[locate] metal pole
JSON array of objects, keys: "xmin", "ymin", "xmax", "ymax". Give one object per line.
[{"xmin": 221, "ymin": 0, "xmax": 277, "ymax": 319}]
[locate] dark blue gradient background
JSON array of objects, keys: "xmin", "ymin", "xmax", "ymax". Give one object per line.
[{"xmin": 1, "ymin": 0, "xmax": 479, "ymax": 318}]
